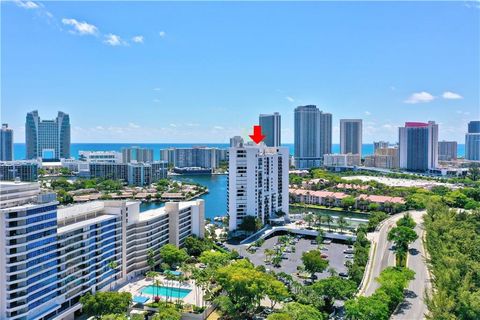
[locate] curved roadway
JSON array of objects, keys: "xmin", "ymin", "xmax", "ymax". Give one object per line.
[{"xmin": 359, "ymin": 210, "xmax": 431, "ymax": 319}]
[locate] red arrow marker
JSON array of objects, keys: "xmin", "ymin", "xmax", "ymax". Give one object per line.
[{"xmin": 249, "ymin": 125, "xmax": 266, "ymax": 144}]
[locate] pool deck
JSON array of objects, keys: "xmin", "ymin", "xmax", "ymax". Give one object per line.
[{"xmin": 117, "ymin": 275, "xmax": 204, "ymax": 307}]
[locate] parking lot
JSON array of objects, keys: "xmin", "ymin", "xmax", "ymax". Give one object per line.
[{"xmin": 225, "ymin": 234, "xmax": 352, "ymax": 282}]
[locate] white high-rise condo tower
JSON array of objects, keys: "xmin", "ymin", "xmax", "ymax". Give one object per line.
[{"xmin": 227, "ymin": 138, "xmax": 289, "ymax": 231}]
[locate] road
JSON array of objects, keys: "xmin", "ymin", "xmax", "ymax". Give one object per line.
[
  {"xmin": 362, "ymin": 213, "xmax": 403, "ymax": 296},
  {"xmin": 359, "ymin": 210, "xmax": 431, "ymax": 320},
  {"xmin": 391, "ymin": 212, "xmax": 431, "ymax": 320}
]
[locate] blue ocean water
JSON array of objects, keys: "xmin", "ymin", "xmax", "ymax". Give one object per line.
[{"xmin": 12, "ymin": 143, "xmax": 466, "ymax": 160}]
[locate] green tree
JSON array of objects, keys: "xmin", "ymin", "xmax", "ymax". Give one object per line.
[
  {"xmin": 159, "ymin": 244, "xmax": 188, "ymax": 268},
  {"xmin": 198, "ymin": 250, "xmax": 231, "ymax": 269},
  {"xmin": 147, "ymin": 249, "xmax": 156, "ymax": 270},
  {"xmin": 311, "ymin": 276, "xmax": 357, "ymax": 312},
  {"xmin": 387, "ymin": 226, "xmax": 418, "ymax": 266},
  {"xmin": 344, "ymin": 295, "xmax": 389, "ymax": 320},
  {"xmin": 367, "ymin": 211, "xmax": 388, "ymax": 232},
  {"xmin": 100, "ymin": 315, "xmax": 128, "ymax": 320},
  {"xmin": 396, "ymin": 212, "xmax": 416, "ymax": 229},
  {"xmin": 151, "ymin": 304, "xmax": 181, "ymax": 320},
  {"xmin": 341, "ymin": 196, "xmax": 356, "ymax": 210},
  {"xmin": 80, "ymin": 292, "xmax": 132, "ymax": 318},
  {"xmin": 301, "ymin": 250, "xmax": 328, "ymax": 275},
  {"xmin": 183, "ymin": 235, "xmax": 211, "ymax": 257},
  {"xmin": 238, "ymin": 216, "xmax": 262, "ymax": 232},
  {"xmin": 215, "ymin": 259, "xmax": 288, "ymax": 318},
  {"xmin": 267, "ymin": 302, "xmax": 325, "ymax": 320}
]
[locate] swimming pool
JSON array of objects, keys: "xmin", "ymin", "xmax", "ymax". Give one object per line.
[{"xmin": 140, "ymin": 285, "xmax": 191, "ymax": 298}]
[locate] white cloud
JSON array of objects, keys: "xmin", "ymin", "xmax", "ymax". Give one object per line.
[
  {"xmin": 153, "ymin": 88, "xmax": 162, "ymax": 91},
  {"xmin": 169, "ymin": 123, "xmax": 177, "ymax": 127},
  {"xmin": 153, "ymin": 99, "xmax": 161, "ymax": 103},
  {"xmin": 62, "ymin": 18, "xmax": 98, "ymax": 35},
  {"xmin": 14, "ymin": 0, "xmax": 39, "ymax": 9},
  {"xmin": 103, "ymin": 34, "xmax": 127, "ymax": 46},
  {"xmin": 159, "ymin": 31, "xmax": 166, "ymax": 38},
  {"xmin": 285, "ymin": 96, "xmax": 295, "ymax": 102},
  {"xmin": 213, "ymin": 126, "xmax": 225, "ymax": 130},
  {"xmin": 128, "ymin": 122, "xmax": 140, "ymax": 129},
  {"xmin": 442, "ymin": 91, "xmax": 463, "ymax": 100},
  {"xmin": 404, "ymin": 91, "xmax": 435, "ymax": 104},
  {"xmin": 364, "ymin": 111, "xmax": 371, "ymax": 116},
  {"xmin": 132, "ymin": 35, "xmax": 144, "ymax": 43}
]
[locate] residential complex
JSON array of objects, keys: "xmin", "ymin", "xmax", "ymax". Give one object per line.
[
  {"xmin": 399, "ymin": 121, "xmax": 438, "ymax": 171},
  {"xmin": 25, "ymin": 111, "xmax": 71, "ymax": 160},
  {"xmin": 78, "ymin": 151, "xmax": 123, "ymax": 163},
  {"xmin": 0, "ymin": 161, "xmax": 39, "ymax": 181},
  {"xmin": 121, "ymin": 147, "xmax": 154, "ymax": 163},
  {"xmin": 294, "ymin": 105, "xmax": 332, "ymax": 169},
  {"xmin": 259, "ymin": 112, "xmax": 281, "ymax": 147},
  {"xmin": 159, "ymin": 147, "xmax": 225, "ymax": 170},
  {"xmin": 0, "ymin": 181, "xmax": 204, "ymax": 320},
  {"xmin": 88, "ymin": 162, "xmax": 167, "ymax": 186},
  {"xmin": 323, "ymin": 153, "xmax": 361, "ymax": 168},
  {"xmin": 364, "ymin": 146, "xmax": 399, "ymax": 169},
  {"xmin": 227, "ymin": 138, "xmax": 289, "ymax": 231},
  {"xmin": 340, "ymin": 119, "xmax": 362, "ymax": 157},
  {"xmin": 1, "ymin": 124, "xmax": 14, "ymax": 161},
  {"xmin": 465, "ymin": 121, "xmax": 480, "ymax": 161},
  {"xmin": 438, "ymin": 141, "xmax": 457, "ymax": 161},
  {"xmin": 373, "ymin": 141, "xmax": 389, "ymax": 153}
]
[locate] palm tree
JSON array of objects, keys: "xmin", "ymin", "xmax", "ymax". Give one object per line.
[
  {"xmin": 107, "ymin": 260, "xmax": 118, "ymax": 290},
  {"xmin": 315, "ymin": 213, "xmax": 323, "ymax": 227},
  {"xmin": 164, "ymin": 272, "xmax": 176, "ymax": 305},
  {"xmin": 304, "ymin": 213, "xmax": 314, "ymax": 227},
  {"xmin": 325, "ymin": 215, "xmax": 334, "ymax": 232},
  {"xmin": 337, "ymin": 216, "xmax": 347, "ymax": 234},
  {"xmin": 146, "ymin": 271, "xmax": 159, "ymax": 299}
]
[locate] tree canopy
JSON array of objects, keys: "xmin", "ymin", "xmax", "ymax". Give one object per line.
[
  {"xmin": 302, "ymin": 250, "xmax": 329, "ymax": 274},
  {"xmin": 159, "ymin": 244, "xmax": 189, "ymax": 268},
  {"xmin": 80, "ymin": 292, "xmax": 132, "ymax": 318}
]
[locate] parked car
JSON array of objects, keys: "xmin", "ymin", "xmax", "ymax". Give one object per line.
[
  {"xmin": 310, "ymin": 240, "xmax": 317, "ymax": 245},
  {"xmin": 339, "ymin": 272, "xmax": 349, "ymax": 278},
  {"xmin": 321, "ymin": 253, "xmax": 328, "ymax": 258},
  {"xmin": 345, "ymin": 254, "xmax": 354, "ymax": 259},
  {"xmin": 343, "ymin": 249, "xmax": 354, "ymax": 254},
  {"xmin": 323, "ymin": 239, "xmax": 332, "ymax": 244}
]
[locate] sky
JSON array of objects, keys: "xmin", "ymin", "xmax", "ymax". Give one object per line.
[{"xmin": 2, "ymin": 0, "xmax": 479, "ymax": 143}]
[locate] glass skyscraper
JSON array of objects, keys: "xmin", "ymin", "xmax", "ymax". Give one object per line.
[
  {"xmin": 25, "ymin": 111, "xmax": 70, "ymax": 160},
  {"xmin": 399, "ymin": 121, "xmax": 438, "ymax": 171},
  {"xmin": 259, "ymin": 112, "xmax": 281, "ymax": 147},
  {"xmin": 294, "ymin": 105, "xmax": 332, "ymax": 169},
  {"xmin": 0, "ymin": 123, "xmax": 14, "ymax": 161},
  {"xmin": 340, "ymin": 119, "xmax": 363, "ymax": 157},
  {"xmin": 465, "ymin": 121, "xmax": 480, "ymax": 161}
]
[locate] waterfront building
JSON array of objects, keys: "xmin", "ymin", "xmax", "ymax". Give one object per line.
[
  {"xmin": 373, "ymin": 141, "xmax": 389, "ymax": 154},
  {"xmin": 227, "ymin": 138, "xmax": 289, "ymax": 231},
  {"xmin": 78, "ymin": 151, "xmax": 123, "ymax": 163},
  {"xmin": 438, "ymin": 141, "xmax": 458, "ymax": 161},
  {"xmin": 399, "ymin": 121, "xmax": 439, "ymax": 171},
  {"xmin": 0, "ymin": 161, "xmax": 39, "ymax": 181},
  {"xmin": 294, "ymin": 105, "xmax": 332, "ymax": 169},
  {"xmin": 340, "ymin": 119, "xmax": 362, "ymax": 157},
  {"xmin": 60, "ymin": 159, "xmax": 90, "ymax": 176},
  {"xmin": 323, "ymin": 153, "xmax": 361, "ymax": 167},
  {"xmin": 121, "ymin": 147, "xmax": 154, "ymax": 163},
  {"xmin": 0, "ymin": 124, "xmax": 14, "ymax": 161},
  {"xmin": 159, "ymin": 147, "xmax": 222, "ymax": 170},
  {"xmin": 465, "ymin": 134, "xmax": 480, "ymax": 161},
  {"xmin": 0, "ymin": 181, "xmax": 204, "ymax": 320},
  {"xmin": 25, "ymin": 111, "xmax": 70, "ymax": 160},
  {"xmin": 364, "ymin": 146, "xmax": 399, "ymax": 169},
  {"xmin": 259, "ymin": 112, "xmax": 281, "ymax": 147},
  {"xmin": 468, "ymin": 120, "xmax": 480, "ymax": 134},
  {"xmin": 88, "ymin": 162, "xmax": 167, "ymax": 186},
  {"xmin": 465, "ymin": 121, "xmax": 480, "ymax": 161}
]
